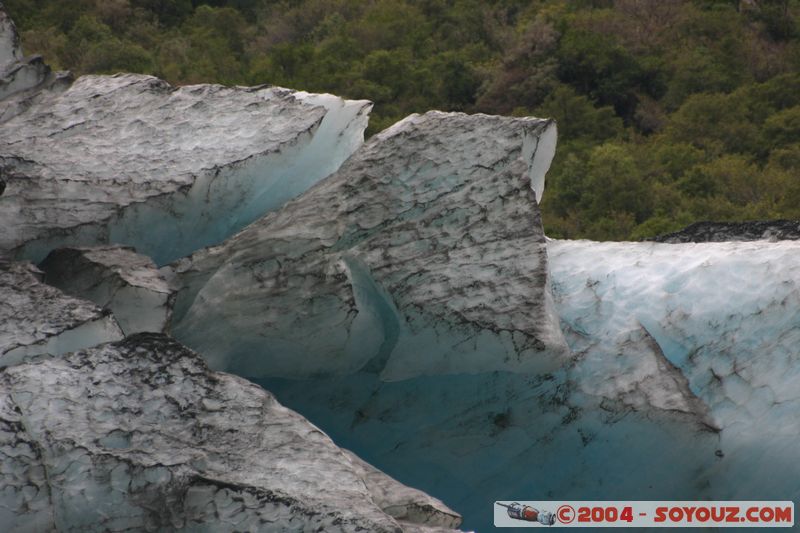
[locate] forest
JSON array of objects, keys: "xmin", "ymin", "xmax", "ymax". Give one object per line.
[{"xmin": 6, "ymin": 0, "xmax": 800, "ymax": 240}]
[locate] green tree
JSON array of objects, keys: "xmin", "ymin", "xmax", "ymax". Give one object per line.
[
  {"xmin": 130, "ymin": 0, "xmax": 192, "ymax": 26},
  {"xmin": 582, "ymin": 143, "xmax": 652, "ymax": 225}
]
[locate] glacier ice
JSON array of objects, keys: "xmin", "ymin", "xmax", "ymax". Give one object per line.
[
  {"xmin": 0, "ymin": 6, "xmax": 47, "ymax": 101},
  {"xmin": 39, "ymin": 246, "xmax": 175, "ymax": 335},
  {"xmin": 0, "ymin": 6, "xmax": 19, "ymax": 67},
  {"xmin": 0, "ymin": 7, "xmax": 466, "ymax": 531},
  {"xmin": 3, "ymin": 3, "xmax": 800, "ymax": 530},
  {"xmin": 344, "ymin": 449, "xmax": 461, "ymax": 529},
  {"xmin": 0, "ymin": 6, "xmax": 371, "ymax": 264},
  {"xmin": 257, "ymin": 370, "xmax": 721, "ymax": 532},
  {"xmin": 549, "ymin": 240, "xmax": 800, "ymax": 418},
  {"xmin": 0, "ymin": 72, "xmax": 370, "ymax": 265},
  {"xmin": 169, "ymin": 111, "xmax": 568, "ymax": 380},
  {"xmin": 549, "ymin": 238, "xmax": 800, "ymax": 441},
  {"xmin": 0, "ymin": 333, "xmax": 462, "ymax": 532},
  {"xmin": 0, "ymin": 261, "xmax": 123, "ymax": 368},
  {"xmin": 256, "ymin": 238, "xmax": 800, "ymax": 531}
]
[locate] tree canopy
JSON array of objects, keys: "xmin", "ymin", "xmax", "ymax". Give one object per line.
[{"xmin": 8, "ymin": 0, "xmax": 800, "ymax": 239}]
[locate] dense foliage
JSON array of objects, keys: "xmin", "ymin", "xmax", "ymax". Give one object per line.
[{"xmin": 8, "ymin": 0, "xmax": 800, "ymax": 239}]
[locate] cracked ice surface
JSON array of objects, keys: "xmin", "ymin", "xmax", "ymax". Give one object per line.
[
  {"xmin": 547, "ymin": 239, "xmax": 800, "ymax": 503},
  {"xmin": 0, "ymin": 262, "xmax": 123, "ymax": 367},
  {"xmin": 170, "ymin": 111, "xmax": 567, "ymax": 380},
  {"xmin": 0, "ymin": 73, "xmax": 371, "ymax": 264},
  {"xmin": 39, "ymin": 246, "xmax": 175, "ymax": 335},
  {"xmin": 548, "ymin": 239, "xmax": 800, "ymax": 433},
  {"xmin": 0, "ymin": 333, "xmax": 461, "ymax": 532}
]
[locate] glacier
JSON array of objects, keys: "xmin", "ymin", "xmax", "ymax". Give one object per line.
[
  {"xmin": 0, "ymin": 262, "xmax": 123, "ymax": 368},
  {"xmin": 0, "ymin": 6, "xmax": 464, "ymax": 531},
  {"xmin": 2, "ymin": 3, "xmax": 800, "ymax": 531},
  {"xmin": 165, "ymin": 105, "xmax": 800, "ymax": 530},
  {"xmin": 549, "ymin": 238, "xmax": 800, "ymax": 427},
  {"xmin": 550, "ymin": 239, "xmax": 800, "ymax": 495},
  {"xmin": 0, "ymin": 5, "xmax": 71, "ymax": 117},
  {"xmin": 0, "ymin": 74, "xmax": 370, "ymax": 264},
  {"xmin": 169, "ymin": 111, "xmax": 567, "ymax": 381}
]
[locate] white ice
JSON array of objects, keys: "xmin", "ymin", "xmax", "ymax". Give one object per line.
[{"xmin": 548, "ymin": 239, "xmax": 800, "ymax": 434}]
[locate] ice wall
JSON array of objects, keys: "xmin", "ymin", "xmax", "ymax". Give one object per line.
[
  {"xmin": 171, "ymin": 111, "xmax": 567, "ymax": 380},
  {"xmin": 549, "ymin": 239, "xmax": 800, "ymax": 486},
  {"xmin": 549, "ymin": 239, "xmax": 800, "ymax": 430},
  {"xmin": 0, "ymin": 74, "xmax": 371, "ymax": 265}
]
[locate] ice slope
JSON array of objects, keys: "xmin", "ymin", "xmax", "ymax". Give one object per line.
[
  {"xmin": 0, "ymin": 333, "xmax": 462, "ymax": 532},
  {"xmin": 40, "ymin": 246, "xmax": 175, "ymax": 335},
  {"xmin": 170, "ymin": 111, "xmax": 566, "ymax": 380},
  {"xmin": 0, "ymin": 262, "xmax": 123, "ymax": 367}
]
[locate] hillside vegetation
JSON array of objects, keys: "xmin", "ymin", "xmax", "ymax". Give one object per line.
[{"xmin": 7, "ymin": 0, "xmax": 800, "ymax": 239}]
